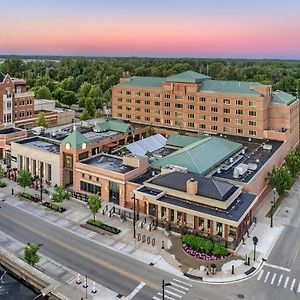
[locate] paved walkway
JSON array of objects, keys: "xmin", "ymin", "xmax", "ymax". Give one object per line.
[{"xmin": 0, "ymin": 177, "xmax": 286, "ymax": 285}]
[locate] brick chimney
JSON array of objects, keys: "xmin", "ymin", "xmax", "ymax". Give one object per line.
[{"xmin": 186, "ymin": 178, "xmax": 198, "ymax": 195}]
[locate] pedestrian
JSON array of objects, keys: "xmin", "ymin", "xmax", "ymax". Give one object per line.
[{"xmin": 11, "ymin": 188, "xmax": 14, "ymax": 196}]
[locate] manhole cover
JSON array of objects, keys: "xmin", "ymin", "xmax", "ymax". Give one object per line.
[{"xmin": 238, "ymin": 294, "xmax": 245, "ymax": 299}]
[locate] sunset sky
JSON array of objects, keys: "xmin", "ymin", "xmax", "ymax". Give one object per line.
[{"xmin": 0, "ymin": 0, "xmax": 299, "ymax": 58}]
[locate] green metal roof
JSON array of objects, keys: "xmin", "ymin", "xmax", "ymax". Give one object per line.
[
  {"xmin": 117, "ymin": 76, "xmax": 164, "ymax": 89},
  {"xmin": 165, "ymin": 71, "xmax": 210, "ymax": 83},
  {"xmin": 166, "ymin": 134, "xmax": 208, "ymax": 148},
  {"xmin": 94, "ymin": 120, "xmax": 133, "ymax": 133},
  {"xmin": 201, "ymin": 80, "xmax": 263, "ymax": 96},
  {"xmin": 61, "ymin": 130, "xmax": 89, "ymax": 149},
  {"xmin": 271, "ymin": 90, "xmax": 297, "ymax": 106},
  {"xmin": 151, "ymin": 137, "xmax": 243, "ymax": 175}
]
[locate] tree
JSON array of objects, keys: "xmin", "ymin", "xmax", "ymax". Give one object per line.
[
  {"xmin": 80, "ymin": 110, "xmax": 90, "ymax": 121},
  {"xmin": 36, "ymin": 112, "xmax": 49, "ymax": 128},
  {"xmin": 51, "ymin": 186, "xmax": 68, "ymax": 204},
  {"xmin": 0, "ymin": 166, "xmax": 5, "ymax": 187},
  {"xmin": 17, "ymin": 169, "xmax": 32, "ymax": 193},
  {"xmin": 84, "ymin": 97, "xmax": 96, "ymax": 118},
  {"xmin": 285, "ymin": 150, "xmax": 300, "ymax": 178},
  {"xmin": 266, "ymin": 166, "xmax": 293, "ymax": 196},
  {"xmin": 36, "ymin": 86, "xmax": 52, "ymax": 99},
  {"xmin": 24, "ymin": 242, "xmax": 42, "ymax": 266},
  {"xmin": 88, "ymin": 194, "xmax": 102, "ymax": 221},
  {"xmin": 62, "ymin": 90, "xmax": 77, "ymax": 106},
  {"xmin": 147, "ymin": 125, "xmax": 155, "ymax": 136}
]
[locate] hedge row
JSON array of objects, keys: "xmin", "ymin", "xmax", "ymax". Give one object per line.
[{"xmin": 87, "ymin": 219, "xmax": 120, "ymax": 234}]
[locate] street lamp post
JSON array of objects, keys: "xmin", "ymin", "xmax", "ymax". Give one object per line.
[
  {"xmin": 162, "ymin": 279, "xmax": 171, "ymax": 300},
  {"xmin": 133, "ymin": 195, "xmax": 136, "ymax": 239},
  {"xmin": 40, "ymin": 167, "xmax": 43, "ymax": 204},
  {"xmin": 271, "ymin": 188, "xmax": 276, "ymax": 228},
  {"xmin": 252, "ymin": 236, "xmax": 258, "ymax": 261}
]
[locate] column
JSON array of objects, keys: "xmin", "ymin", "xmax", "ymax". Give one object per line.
[
  {"xmin": 181, "ymin": 213, "xmax": 186, "ymax": 227},
  {"xmin": 204, "ymin": 218, "xmax": 208, "ymax": 234},
  {"xmin": 210, "ymin": 220, "xmax": 214, "ymax": 236},
  {"xmin": 194, "ymin": 216, "xmax": 199, "ymax": 231},
  {"xmin": 167, "ymin": 208, "xmax": 171, "ymax": 223},
  {"xmin": 224, "ymin": 224, "xmax": 229, "ymax": 241}
]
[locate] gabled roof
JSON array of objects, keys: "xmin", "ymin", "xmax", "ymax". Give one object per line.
[
  {"xmin": 94, "ymin": 120, "xmax": 133, "ymax": 133},
  {"xmin": 151, "ymin": 137, "xmax": 243, "ymax": 175},
  {"xmin": 271, "ymin": 90, "xmax": 297, "ymax": 106},
  {"xmin": 166, "ymin": 134, "xmax": 207, "ymax": 148},
  {"xmin": 61, "ymin": 130, "xmax": 89, "ymax": 149},
  {"xmin": 165, "ymin": 70, "xmax": 210, "ymax": 83},
  {"xmin": 200, "ymin": 80, "xmax": 263, "ymax": 96},
  {"xmin": 151, "ymin": 171, "xmax": 237, "ymax": 201}
]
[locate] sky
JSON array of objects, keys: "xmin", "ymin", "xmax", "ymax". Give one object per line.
[{"xmin": 0, "ymin": 0, "xmax": 300, "ymax": 59}]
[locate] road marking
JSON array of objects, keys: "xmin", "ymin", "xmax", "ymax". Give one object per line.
[
  {"xmin": 293, "ymin": 250, "xmax": 299, "ymax": 264},
  {"xmin": 264, "ymin": 271, "xmax": 270, "ymax": 283},
  {"xmin": 172, "ymin": 278, "xmax": 192, "ymax": 287},
  {"xmin": 164, "ymin": 289, "xmax": 182, "ymax": 298},
  {"xmin": 153, "ymin": 297, "xmax": 161, "ymax": 300},
  {"xmin": 126, "ymin": 282, "xmax": 146, "ymax": 300},
  {"xmin": 257, "ymin": 270, "xmax": 264, "ymax": 281},
  {"xmin": 157, "ymin": 293, "xmax": 175, "ymax": 300},
  {"xmin": 171, "ymin": 282, "xmax": 189, "ymax": 291},
  {"xmin": 270, "ymin": 273, "xmax": 277, "ymax": 285},
  {"xmin": 278, "ymin": 274, "xmax": 283, "ymax": 286},
  {"xmin": 168, "ymin": 286, "xmax": 185, "ymax": 294},
  {"xmin": 264, "ymin": 263, "xmax": 290, "ymax": 272},
  {"xmin": 284, "ymin": 276, "xmax": 290, "ymax": 288},
  {"xmin": 290, "ymin": 278, "xmax": 296, "ymax": 291},
  {"xmin": 297, "ymin": 282, "xmax": 300, "ymax": 293},
  {"xmin": 0, "ymin": 210, "xmax": 160, "ymax": 290}
]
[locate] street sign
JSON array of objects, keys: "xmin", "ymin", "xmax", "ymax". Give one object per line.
[{"xmin": 252, "ymin": 236, "xmax": 258, "ymax": 245}]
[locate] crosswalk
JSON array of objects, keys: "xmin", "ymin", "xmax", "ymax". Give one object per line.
[
  {"xmin": 153, "ymin": 278, "xmax": 192, "ymax": 300},
  {"xmin": 257, "ymin": 269, "xmax": 300, "ymax": 293}
]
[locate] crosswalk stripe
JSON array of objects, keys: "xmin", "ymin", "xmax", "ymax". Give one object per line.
[
  {"xmin": 257, "ymin": 270, "xmax": 264, "ymax": 281},
  {"xmin": 290, "ymin": 278, "xmax": 296, "ymax": 291},
  {"xmin": 172, "ymin": 278, "xmax": 192, "ymax": 287},
  {"xmin": 168, "ymin": 286, "xmax": 186, "ymax": 294},
  {"xmin": 264, "ymin": 271, "xmax": 270, "ymax": 283},
  {"xmin": 270, "ymin": 273, "xmax": 277, "ymax": 285},
  {"xmin": 164, "ymin": 289, "xmax": 182, "ymax": 298},
  {"xmin": 157, "ymin": 292, "xmax": 175, "ymax": 300},
  {"xmin": 278, "ymin": 274, "xmax": 283, "ymax": 286},
  {"xmin": 297, "ymin": 282, "xmax": 300, "ymax": 293},
  {"xmin": 153, "ymin": 297, "xmax": 161, "ymax": 300},
  {"xmin": 171, "ymin": 282, "xmax": 189, "ymax": 291},
  {"xmin": 284, "ymin": 276, "xmax": 290, "ymax": 288}
]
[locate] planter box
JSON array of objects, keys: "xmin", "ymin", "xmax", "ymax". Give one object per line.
[
  {"xmin": 81, "ymin": 222, "xmax": 120, "ymax": 235},
  {"xmin": 42, "ymin": 202, "xmax": 66, "ymax": 213}
]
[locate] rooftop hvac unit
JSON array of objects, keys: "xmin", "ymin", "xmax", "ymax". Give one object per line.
[
  {"xmin": 229, "ymin": 157, "xmax": 234, "ymax": 163},
  {"xmin": 233, "ymin": 168, "xmax": 239, "ymax": 178},
  {"xmin": 241, "ymin": 149, "xmax": 245, "ymax": 155},
  {"xmin": 235, "ymin": 163, "xmax": 248, "ymax": 175},
  {"xmin": 263, "ymin": 144, "xmax": 272, "ymax": 151},
  {"xmin": 248, "ymin": 163, "xmax": 257, "ymax": 171}
]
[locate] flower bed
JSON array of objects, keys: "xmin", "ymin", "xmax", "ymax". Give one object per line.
[
  {"xmin": 42, "ymin": 202, "xmax": 66, "ymax": 213},
  {"xmin": 182, "ymin": 233, "xmax": 229, "ymax": 260},
  {"xmin": 86, "ymin": 219, "xmax": 120, "ymax": 234}
]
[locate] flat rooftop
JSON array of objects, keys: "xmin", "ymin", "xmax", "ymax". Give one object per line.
[
  {"xmin": 0, "ymin": 127, "xmax": 23, "ymax": 135},
  {"xmin": 82, "ymin": 130, "xmax": 119, "ymax": 141},
  {"xmin": 81, "ymin": 154, "xmax": 135, "ymax": 174},
  {"xmin": 16, "ymin": 137, "xmax": 60, "ymax": 154},
  {"xmin": 212, "ymin": 135, "xmax": 283, "ymax": 183}
]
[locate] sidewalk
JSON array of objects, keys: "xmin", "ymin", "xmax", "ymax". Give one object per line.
[{"xmin": 0, "ymin": 178, "xmax": 285, "ymax": 285}]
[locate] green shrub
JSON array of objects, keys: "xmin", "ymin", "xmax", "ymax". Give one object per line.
[
  {"xmin": 50, "ymin": 203, "xmax": 60, "ymax": 211},
  {"xmin": 0, "ymin": 181, "xmax": 6, "ymax": 188},
  {"xmin": 87, "ymin": 219, "xmax": 120, "ymax": 234},
  {"xmin": 20, "ymin": 192, "xmax": 33, "ymax": 200}
]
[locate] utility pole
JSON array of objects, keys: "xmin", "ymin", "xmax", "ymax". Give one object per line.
[{"xmin": 133, "ymin": 195, "xmax": 136, "ymax": 239}]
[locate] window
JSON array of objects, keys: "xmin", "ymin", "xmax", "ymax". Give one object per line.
[
  {"xmin": 211, "ymin": 116, "xmax": 218, "ymax": 122},
  {"xmin": 188, "ymin": 114, "xmax": 194, "ymax": 119},
  {"xmin": 154, "ymin": 118, "xmax": 160, "ymax": 123},
  {"xmin": 199, "ymin": 124, "xmax": 206, "ymax": 129},
  {"xmin": 117, "ymin": 90, "xmax": 122, "ymax": 95},
  {"xmin": 144, "ymin": 116, "xmax": 150, "ymax": 121},
  {"xmin": 135, "ymin": 107, "xmax": 140, "ymax": 112},
  {"xmin": 154, "ymin": 109, "xmax": 160, "ymax": 114},
  {"xmin": 211, "ymin": 107, "xmax": 218, "ymax": 113},
  {"xmin": 249, "ymin": 120, "xmax": 256, "ymax": 126},
  {"xmin": 154, "ymin": 93, "xmax": 160, "ymax": 98},
  {"xmin": 223, "ymin": 117, "xmax": 230, "ymax": 123},
  {"xmin": 249, "ymin": 101, "xmax": 256, "ymax": 107},
  {"xmin": 79, "ymin": 151, "xmax": 88, "ymax": 160},
  {"xmin": 175, "ymin": 95, "xmax": 183, "ymax": 100},
  {"xmin": 187, "ymin": 122, "xmax": 194, "ymax": 127},
  {"xmin": 126, "ymin": 91, "xmax": 131, "ymax": 95},
  {"xmin": 7, "ymin": 101, "xmax": 11, "ymax": 109},
  {"xmin": 236, "ymin": 119, "xmax": 243, "ymax": 125},
  {"xmin": 47, "ymin": 164, "xmax": 52, "ymax": 181},
  {"xmin": 236, "ymin": 128, "xmax": 243, "ymax": 134},
  {"xmin": 135, "ymin": 91, "xmax": 140, "ymax": 96},
  {"xmin": 223, "ymin": 99, "xmax": 230, "ymax": 105},
  {"xmin": 164, "ymin": 119, "xmax": 171, "ymax": 124},
  {"xmin": 236, "ymin": 109, "xmax": 243, "ymax": 115},
  {"xmin": 164, "ymin": 111, "xmax": 171, "ymax": 116},
  {"xmin": 175, "ymin": 120, "xmax": 183, "ymax": 126},
  {"xmin": 164, "ymin": 94, "xmax": 170, "ymax": 99},
  {"xmin": 135, "ymin": 115, "xmax": 141, "ymax": 120},
  {"xmin": 211, "ymin": 125, "xmax": 218, "ymax": 131},
  {"xmin": 165, "ymin": 102, "xmax": 170, "ymax": 107},
  {"xmin": 249, "ymin": 130, "xmax": 257, "ymax": 136},
  {"xmin": 126, "ymin": 98, "xmax": 131, "ymax": 103},
  {"xmin": 145, "ymin": 100, "xmax": 150, "ymax": 105},
  {"xmin": 199, "ymin": 97, "xmax": 206, "ymax": 102},
  {"xmin": 224, "ymin": 108, "xmax": 231, "ymax": 114},
  {"xmin": 126, "ymin": 114, "xmax": 131, "ymax": 119},
  {"xmin": 223, "ymin": 127, "xmax": 230, "ymax": 133},
  {"xmin": 188, "ymin": 96, "xmax": 194, "ymax": 101},
  {"xmin": 117, "ymin": 113, "xmax": 122, "ymax": 117},
  {"xmin": 199, "ymin": 115, "xmax": 206, "ymax": 120},
  {"xmin": 236, "ymin": 100, "xmax": 243, "ymax": 105},
  {"xmin": 154, "ymin": 101, "xmax": 160, "ymax": 106},
  {"xmin": 199, "ymin": 106, "xmax": 206, "ymax": 111},
  {"xmin": 117, "ymin": 98, "xmax": 122, "ymax": 102},
  {"xmin": 175, "ymin": 112, "xmax": 182, "ymax": 117},
  {"xmin": 80, "ymin": 181, "xmax": 101, "ymax": 194},
  {"xmin": 211, "ymin": 98, "xmax": 218, "ymax": 104},
  {"xmin": 249, "ymin": 111, "xmax": 256, "ymax": 117},
  {"xmin": 145, "ymin": 92, "xmax": 150, "ymax": 97},
  {"xmin": 117, "ymin": 106, "xmax": 122, "ymax": 110},
  {"xmin": 144, "ymin": 108, "xmax": 150, "ymax": 113},
  {"xmin": 135, "ymin": 99, "xmax": 141, "ymax": 104},
  {"xmin": 126, "ymin": 107, "xmax": 131, "ymax": 111},
  {"xmin": 16, "ymin": 86, "xmax": 22, "ymax": 93},
  {"xmin": 175, "ymin": 103, "xmax": 183, "ymax": 109},
  {"xmin": 188, "ymin": 104, "xmax": 194, "ymax": 110}
]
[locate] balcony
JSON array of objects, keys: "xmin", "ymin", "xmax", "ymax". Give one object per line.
[{"xmin": 15, "ymin": 91, "xmax": 35, "ymax": 99}]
